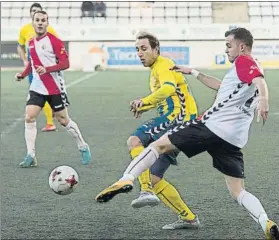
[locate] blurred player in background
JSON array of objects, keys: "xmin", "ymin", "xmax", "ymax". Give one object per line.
[
  {"xmin": 96, "ymin": 28, "xmax": 279, "ymax": 240},
  {"xmin": 17, "ymin": 3, "xmax": 57, "ymax": 132},
  {"xmin": 102, "ymin": 31, "xmax": 200, "ymax": 229},
  {"xmin": 15, "ymin": 11, "xmax": 91, "ymax": 167}
]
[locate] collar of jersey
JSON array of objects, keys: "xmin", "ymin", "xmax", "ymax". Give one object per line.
[
  {"xmin": 151, "ymin": 55, "xmax": 162, "ymax": 69},
  {"xmin": 35, "ymin": 33, "xmax": 48, "ymax": 41}
]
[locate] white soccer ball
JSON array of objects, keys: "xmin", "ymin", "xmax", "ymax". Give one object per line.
[{"xmin": 49, "ymin": 165, "xmax": 79, "ymax": 195}]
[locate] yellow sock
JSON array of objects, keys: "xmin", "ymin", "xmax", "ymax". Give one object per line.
[
  {"xmin": 153, "ymin": 178, "xmax": 196, "ymax": 221},
  {"xmin": 43, "ymin": 102, "xmax": 54, "ymax": 125},
  {"xmin": 130, "ymin": 146, "xmax": 152, "ymax": 192}
]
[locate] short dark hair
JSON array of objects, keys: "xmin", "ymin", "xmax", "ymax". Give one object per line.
[
  {"xmin": 225, "ymin": 27, "xmax": 254, "ymax": 48},
  {"xmin": 136, "ymin": 31, "xmax": 160, "ymax": 54},
  {"xmin": 30, "ymin": 3, "xmax": 42, "ymax": 13},
  {"xmin": 32, "ymin": 10, "xmax": 48, "ymax": 21}
]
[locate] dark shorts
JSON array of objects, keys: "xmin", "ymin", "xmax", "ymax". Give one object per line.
[
  {"xmin": 150, "ymin": 150, "xmax": 179, "ymax": 178},
  {"xmin": 131, "ymin": 115, "xmax": 178, "ymax": 177},
  {"xmin": 26, "ymin": 90, "xmax": 70, "ymax": 112},
  {"xmin": 168, "ymin": 121, "xmax": 245, "ymax": 178}
]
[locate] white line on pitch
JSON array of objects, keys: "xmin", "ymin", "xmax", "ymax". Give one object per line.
[{"xmin": 0, "ymin": 72, "xmax": 99, "ymax": 139}]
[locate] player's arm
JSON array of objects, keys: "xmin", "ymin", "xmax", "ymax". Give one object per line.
[
  {"xmin": 252, "ymin": 77, "xmax": 268, "ymax": 100},
  {"xmin": 141, "ymin": 69, "xmax": 176, "ymax": 106},
  {"xmin": 17, "ymin": 28, "xmax": 28, "ymax": 66},
  {"xmin": 235, "ymin": 55, "xmax": 268, "ymax": 122},
  {"xmin": 15, "ymin": 61, "xmax": 32, "ymax": 81},
  {"xmin": 170, "ymin": 65, "xmax": 221, "ymax": 90},
  {"xmin": 45, "ymin": 37, "xmax": 69, "ymax": 73},
  {"xmin": 137, "ymin": 104, "xmax": 156, "ymax": 112}
]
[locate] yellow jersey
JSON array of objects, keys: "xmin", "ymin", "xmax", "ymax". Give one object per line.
[
  {"xmin": 18, "ymin": 23, "xmax": 57, "ymax": 49},
  {"xmin": 141, "ymin": 55, "xmax": 198, "ymax": 122}
]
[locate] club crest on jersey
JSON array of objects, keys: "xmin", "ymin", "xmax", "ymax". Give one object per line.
[{"xmin": 41, "ymin": 44, "xmax": 46, "ymax": 50}]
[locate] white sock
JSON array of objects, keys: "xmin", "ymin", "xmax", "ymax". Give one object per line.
[
  {"xmin": 64, "ymin": 119, "xmax": 87, "ymax": 149},
  {"xmin": 25, "ymin": 121, "xmax": 37, "ymax": 157},
  {"xmin": 237, "ymin": 189, "xmax": 269, "ymax": 231},
  {"xmin": 121, "ymin": 146, "xmax": 159, "ymax": 181}
]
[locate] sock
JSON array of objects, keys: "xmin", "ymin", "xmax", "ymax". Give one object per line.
[
  {"xmin": 237, "ymin": 189, "xmax": 269, "ymax": 231},
  {"xmin": 130, "ymin": 146, "xmax": 152, "ymax": 192},
  {"xmin": 43, "ymin": 102, "xmax": 54, "ymax": 125},
  {"xmin": 25, "ymin": 121, "xmax": 37, "ymax": 157},
  {"xmin": 153, "ymin": 179, "xmax": 196, "ymax": 221},
  {"xmin": 130, "ymin": 146, "xmax": 144, "ymax": 159},
  {"xmin": 123, "ymin": 146, "xmax": 159, "ymax": 179},
  {"xmin": 64, "ymin": 119, "xmax": 87, "ymax": 149},
  {"xmin": 138, "ymin": 169, "xmax": 152, "ymax": 192}
]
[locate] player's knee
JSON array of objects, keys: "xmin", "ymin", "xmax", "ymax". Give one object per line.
[
  {"xmin": 127, "ymin": 136, "xmax": 142, "ymax": 150},
  {"xmin": 150, "ymin": 136, "xmax": 170, "ymax": 155},
  {"xmin": 150, "ymin": 174, "xmax": 161, "ymax": 186},
  {"xmin": 56, "ymin": 114, "xmax": 69, "ymax": 127},
  {"xmin": 25, "ymin": 114, "xmax": 36, "ymax": 123},
  {"xmin": 229, "ymin": 187, "xmax": 246, "ymax": 201},
  {"xmin": 225, "ymin": 177, "xmax": 245, "ymax": 200}
]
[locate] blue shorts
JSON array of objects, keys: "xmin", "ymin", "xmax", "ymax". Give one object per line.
[{"xmin": 131, "ymin": 115, "xmax": 178, "ymax": 177}]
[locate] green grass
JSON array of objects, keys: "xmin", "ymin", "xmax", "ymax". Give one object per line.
[{"xmin": 1, "ymin": 69, "xmax": 279, "ymax": 239}]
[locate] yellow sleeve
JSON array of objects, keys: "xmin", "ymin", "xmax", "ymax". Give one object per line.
[
  {"xmin": 137, "ymin": 104, "xmax": 156, "ymax": 112},
  {"xmin": 141, "ymin": 84, "xmax": 176, "ymax": 105},
  {"xmin": 47, "ymin": 26, "xmax": 58, "ymax": 37},
  {"xmin": 18, "ymin": 27, "xmax": 26, "ymax": 46},
  {"xmin": 141, "ymin": 65, "xmax": 177, "ymax": 105}
]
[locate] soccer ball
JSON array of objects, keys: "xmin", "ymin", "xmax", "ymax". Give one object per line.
[{"xmin": 49, "ymin": 165, "xmax": 79, "ymax": 195}]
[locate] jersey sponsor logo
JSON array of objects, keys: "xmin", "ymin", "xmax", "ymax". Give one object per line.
[
  {"xmin": 249, "ymin": 65, "xmax": 257, "ymax": 75},
  {"xmin": 236, "ymin": 106, "xmax": 252, "ymax": 117},
  {"xmin": 60, "ymin": 47, "xmax": 65, "ymax": 54}
]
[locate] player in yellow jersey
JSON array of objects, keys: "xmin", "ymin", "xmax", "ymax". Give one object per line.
[
  {"xmin": 17, "ymin": 3, "xmax": 57, "ymax": 132},
  {"xmin": 96, "ymin": 32, "xmax": 200, "ymax": 229}
]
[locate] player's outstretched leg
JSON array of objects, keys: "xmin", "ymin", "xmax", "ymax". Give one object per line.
[
  {"xmin": 20, "ymin": 105, "xmax": 41, "ymax": 168},
  {"xmin": 95, "ymin": 135, "xmax": 175, "ymax": 203},
  {"xmin": 225, "ymin": 176, "xmax": 279, "ymax": 240},
  {"xmin": 55, "ymin": 109, "xmax": 91, "ymax": 165},
  {"xmin": 128, "ymin": 136, "xmax": 160, "ymax": 208}
]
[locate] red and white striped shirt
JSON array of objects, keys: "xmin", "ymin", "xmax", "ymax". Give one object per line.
[{"xmin": 23, "ymin": 32, "xmax": 69, "ymax": 95}]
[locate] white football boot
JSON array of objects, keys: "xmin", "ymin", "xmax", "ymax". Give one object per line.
[
  {"xmin": 131, "ymin": 191, "xmax": 160, "ymax": 208},
  {"xmin": 162, "ymin": 216, "xmax": 201, "ymax": 230}
]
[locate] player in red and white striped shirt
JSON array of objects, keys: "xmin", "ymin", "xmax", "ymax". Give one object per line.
[{"xmin": 15, "ymin": 11, "xmax": 91, "ymax": 167}]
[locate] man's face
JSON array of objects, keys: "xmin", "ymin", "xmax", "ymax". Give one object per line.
[
  {"xmin": 135, "ymin": 38, "xmax": 158, "ymax": 67},
  {"xmin": 32, "ymin": 13, "xmax": 48, "ymax": 36},
  {"xmin": 30, "ymin": 6, "xmax": 42, "ymax": 18},
  {"xmin": 225, "ymin": 34, "xmax": 244, "ymax": 63}
]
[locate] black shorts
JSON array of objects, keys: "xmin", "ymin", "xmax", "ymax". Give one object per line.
[
  {"xmin": 150, "ymin": 150, "xmax": 179, "ymax": 178},
  {"xmin": 26, "ymin": 90, "xmax": 70, "ymax": 112},
  {"xmin": 168, "ymin": 121, "xmax": 245, "ymax": 178}
]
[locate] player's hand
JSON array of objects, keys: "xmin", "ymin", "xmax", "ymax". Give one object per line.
[
  {"xmin": 15, "ymin": 73, "xmax": 24, "ymax": 81},
  {"xmin": 170, "ymin": 65, "xmax": 192, "ymax": 74},
  {"xmin": 134, "ymin": 110, "xmax": 143, "ymax": 119},
  {"xmin": 35, "ymin": 65, "xmax": 46, "ymax": 75},
  {"xmin": 256, "ymin": 98, "xmax": 269, "ymax": 125},
  {"xmin": 130, "ymin": 99, "xmax": 144, "ymax": 112}
]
